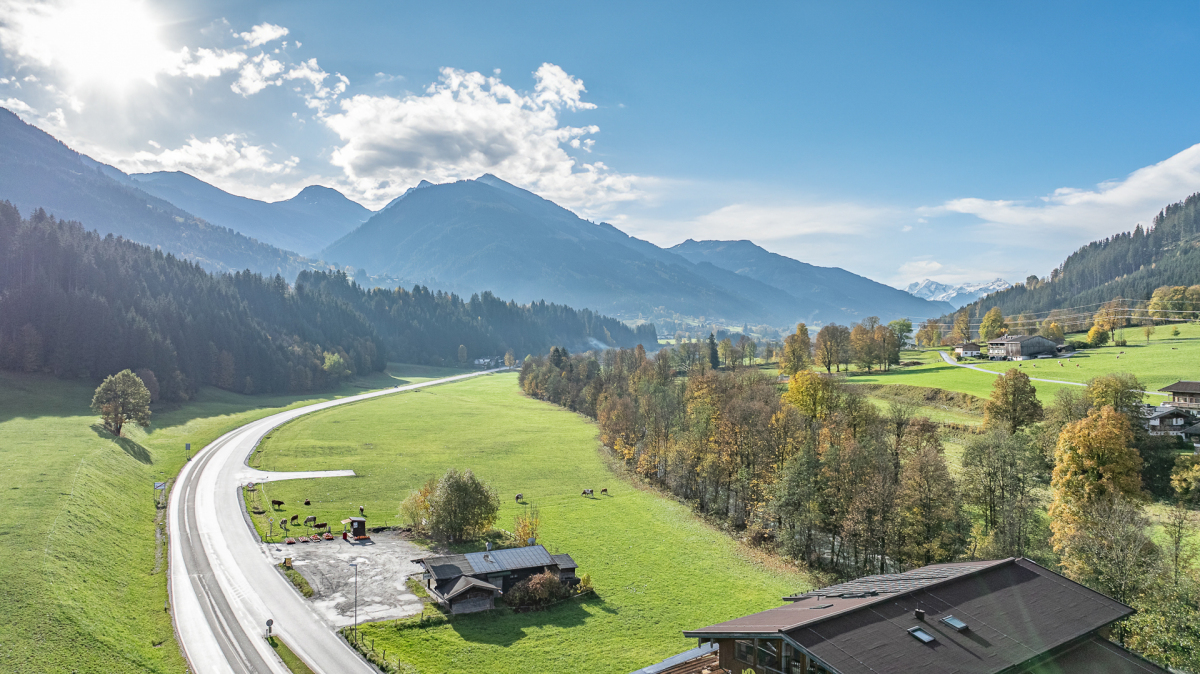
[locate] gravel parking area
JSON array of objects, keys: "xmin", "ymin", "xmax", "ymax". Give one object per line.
[{"xmin": 262, "ymin": 530, "xmax": 426, "ymax": 627}]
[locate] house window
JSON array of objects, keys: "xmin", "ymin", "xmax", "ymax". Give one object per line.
[
  {"xmin": 735, "ymin": 640, "xmax": 755, "ymax": 664},
  {"xmin": 758, "ymin": 640, "xmax": 780, "ymax": 669}
]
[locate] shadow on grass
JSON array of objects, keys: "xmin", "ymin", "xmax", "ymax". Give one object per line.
[
  {"xmin": 90, "ymin": 423, "xmax": 153, "ymax": 464},
  {"xmin": 447, "ymin": 594, "xmax": 605, "ymax": 646}
]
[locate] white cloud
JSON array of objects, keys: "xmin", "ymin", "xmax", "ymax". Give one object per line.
[
  {"xmin": 175, "ymin": 47, "xmax": 246, "ymax": 79},
  {"xmin": 236, "ymin": 23, "xmax": 289, "ymax": 48},
  {"xmin": 320, "ymin": 63, "xmax": 640, "ymax": 211},
  {"xmin": 898, "ymin": 260, "xmax": 943, "ymax": 277},
  {"xmin": 1, "ymin": 97, "xmax": 35, "ymax": 114},
  {"xmin": 231, "ymin": 53, "xmax": 285, "ymax": 96},
  {"xmin": 649, "ymin": 201, "xmax": 897, "ymax": 244},
  {"xmin": 284, "ymin": 58, "xmax": 347, "ymax": 112},
  {"xmin": 925, "ymin": 142, "xmax": 1200, "ymax": 236},
  {"xmin": 116, "ymin": 134, "xmax": 299, "ymax": 184}
]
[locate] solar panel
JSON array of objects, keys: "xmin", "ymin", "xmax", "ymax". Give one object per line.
[{"xmin": 908, "ymin": 627, "xmax": 936, "ymax": 643}]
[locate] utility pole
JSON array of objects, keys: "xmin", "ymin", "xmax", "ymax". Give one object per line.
[{"xmin": 349, "ymin": 562, "xmax": 359, "ymax": 642}]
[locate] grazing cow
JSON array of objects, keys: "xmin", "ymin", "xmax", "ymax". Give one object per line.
[
  {"xmin": 304, "ymin": 515, "xmax": 317, "ymax": 526},
  {"xmin": 515, "ymin": 493, "xmax": 523, "ymax": 503},
  {"xmin": 313, "ymin": 522, "xmax": 327, "ymax": 531},
  {"xmin": 271, "ymin": 499, "xmax": 284, "ymax": 508},
  {"xmin": 304, "ymin": 499, "xmax": 311, "ymax": 506},
  {"xmin": 600, "ymin": 488, "xmax": 608, "ymax": 495},
  {"xmin": 581, "ymin": 489, "xmax": 594, "ymax": 497},
  {"xmin": 290, "ymin": 514, "xmax": 299, "ymax": 524}
]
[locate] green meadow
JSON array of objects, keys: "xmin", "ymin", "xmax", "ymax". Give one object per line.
[
  {"xmin": 251, "ymin": 373, "xmax": 812, "ymax": 674},
  {"xmin": 0, "ymin": 363, "xmax": 463, "ymax": 674}
]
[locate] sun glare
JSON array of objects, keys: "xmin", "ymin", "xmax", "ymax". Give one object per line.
[{"xmin": 17, "ymin": 0, "xmax": 176, "ymax": 90}]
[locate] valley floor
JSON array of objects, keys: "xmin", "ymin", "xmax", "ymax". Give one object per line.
[
  {"xmin": 0, "ymin": 363, "xmax": 465, "ymax": 674},
  {"xmin": 250, "ymin": 373, "xmax": 813, "ymax": 674}
]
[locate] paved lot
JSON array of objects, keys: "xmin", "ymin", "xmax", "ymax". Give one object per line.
[{"xmin": 263, "ymin": 530, "xmax": 426, "ymax": 627}]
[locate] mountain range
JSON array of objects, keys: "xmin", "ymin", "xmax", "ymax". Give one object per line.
[
  {"xmin": 0, "ymin": 106, "xmax": 954, "ymax": 328},
  {"xmin": 904, "ymin": 278, "xmax": 1011, "ymax": 308}
]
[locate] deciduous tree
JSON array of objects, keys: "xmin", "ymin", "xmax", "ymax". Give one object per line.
[
  {"xmin": 979, "ymin": 307, "xmax": 1008, "ymax": 341},
  {"xmin": 426, "ymin": 468, "xmax": 500, "ymax": 542},
  {"xmin": 983, "ymin": 369, "xmax": 1044, "ymax": 433},
  {"xmin": 91, "ymin": 369, "xmax": 152, "ymax": 437}
]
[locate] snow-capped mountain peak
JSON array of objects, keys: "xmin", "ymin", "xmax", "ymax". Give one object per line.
[{"xmin": 904, "ymin": 278, "xmax": 1011, "ymax": 308}]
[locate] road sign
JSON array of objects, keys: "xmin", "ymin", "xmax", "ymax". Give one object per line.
[{"xmin": 154, "ymin": 482, "xmax": 167, "ymax": 490}]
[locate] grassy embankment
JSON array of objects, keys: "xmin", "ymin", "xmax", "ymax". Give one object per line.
[
  {"xmin": 250, "ymin": 373, "xmax": 812, "ymax": 674},
  {"xmin": 0, "ymin": 363, "xmax": 465, "ymax": 674}
]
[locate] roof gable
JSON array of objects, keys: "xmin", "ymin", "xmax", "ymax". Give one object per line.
[{"xmin": 1160, "ymin": 380, "xmax": 1200, "ymax": 394}]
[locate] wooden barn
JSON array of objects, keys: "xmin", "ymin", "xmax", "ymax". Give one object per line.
[
  {"xmin": 986, "ymin": 334, "xmax": 1057, "ymax": 360},
  {"xmin": 416, "ymin": 545, "xmax": 579, "ymax": 614}
]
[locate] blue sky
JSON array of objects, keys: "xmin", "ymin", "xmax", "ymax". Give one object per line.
[{"xmin": 3, "ymin": 1, "xmax": 1200, "ymax": 287}]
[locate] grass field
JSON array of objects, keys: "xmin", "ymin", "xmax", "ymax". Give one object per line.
[
  {"xmin": 0, "ymin": 363, "xmax": 465, "ymax": 674},
  {"xmin": 250, "ymin": 373, "xmax": 812, "ymax": 674}
]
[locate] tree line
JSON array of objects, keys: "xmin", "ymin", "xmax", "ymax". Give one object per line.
[
  {"xmin": 0, "ymin": 203, "xmax": 653, "ymax": 400},
  {"xmin": 520, "ymin": 340, "xmax": 1199, "ymax": 670}
]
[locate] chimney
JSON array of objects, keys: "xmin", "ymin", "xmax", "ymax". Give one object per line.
[
  {"xmin": 486, "ymin": 541, "xmax": 492, "ymax": 551},
  {"xmin": 915, "ymin": 609, "xmax": 925, "ymax": 621}
]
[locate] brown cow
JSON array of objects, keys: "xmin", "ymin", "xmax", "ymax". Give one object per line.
[
  {"xmin": 600, "ymin": 488, "xmax": 608, "ymax": 495},
  {"xmin": 290, "ymin": 514, "xmax": 299, "ymax": 524},
  {"xmin": 271, "ymin": 499, "xmax": 284, "ymax": 508}
]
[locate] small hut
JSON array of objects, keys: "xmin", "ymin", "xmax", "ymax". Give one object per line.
[{"xmin": 342, "ymin": 516, "xmax": 368, "ymax": 539}]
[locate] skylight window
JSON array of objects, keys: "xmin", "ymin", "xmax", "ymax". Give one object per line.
[
  {"xmin": 908, "ymin": 627, "xmax": 936, "ymax": 643},
  {"xmin": 941, "ymin": 615, "xmax": 969, "ymax": 632}
]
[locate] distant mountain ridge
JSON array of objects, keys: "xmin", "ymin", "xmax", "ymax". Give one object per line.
[
  {"xmin": 905, "ymin": 278, "xmax": 1011, "ymax": 308},
  {"xmin": 129, "ymin": 172, "xmax": 373, "ymax": 255},
  {"xmin": 0, "ymin": 107, "xmax": 322, "ymax": 278},
  {"xmin": 321, "ymin": 175, "xmax": 954, "ymax": 326}
]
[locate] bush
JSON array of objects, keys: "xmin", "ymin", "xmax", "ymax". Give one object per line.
[
  {"xmin": 1065, "ymin": 339, "xmax": 1088, "ymax": 351},
  {"xmin": 1087, "ymin": 325, "xmax": 1110, "ymax": 347},
  {"xmin": 504, "ymin": 571, "xmax": 569, "ymax": 608},
  {"xmin": 426, "ymin": 468, "xmax": 499, "ymax": 542},
  {"xmin": 1114, "ymin": 339, "xmax": 1127, "ymax": 347}
]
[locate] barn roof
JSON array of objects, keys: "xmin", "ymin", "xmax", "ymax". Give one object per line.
[
  {"xmin": 464, "ymin": 545, "xmax": 554, "ymax": 573},
  {"xmin": 1160, "ymin": 380, "xmax": 1200, "ymax": 394},
  {"xmin": 440, "ymin": 575, "xmax": 499, "ymax": 600},
  {"xmin": 551, "ymin": 553, "xmax": 578, "ymax": 570}
]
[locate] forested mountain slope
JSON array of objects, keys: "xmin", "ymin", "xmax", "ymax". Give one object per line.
[
  {"xmin": 0, "ymin": 108, "xmax": 319, "ymax": 277},
  {"xmin": 0, "ymin": 203, "xmax": 652, "ymax": 399},
  {"xmin": 959, "ymin": 192, "xmax": 1200, "ymax": 318},
  {"xmin": 130, "ymin": 172, "xmax": 372, "ymax": 255},
  {"xmin": 670, "ymin": 238, "xmax": 954, "ymax": 321}
]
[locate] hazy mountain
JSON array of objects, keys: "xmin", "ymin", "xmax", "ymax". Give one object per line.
[
  {"xmin": 905, "ymin": 278, "xmax": 1011, "ymax": 308},
  {"xmin": 322, "ymin": 175, "xmax": 952, "ymax": 325},
  {"xmin": 669, "ymin": 239, "xmax": 955, "ymax": 322},
  {"xmin": 0, "ymin": 107, "xmax": 320, "ymax": 277},
  {"xmin": 130, "ymin": 172, "xmax": 373, "ymax": 255}
]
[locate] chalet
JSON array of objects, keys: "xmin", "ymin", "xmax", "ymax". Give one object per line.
[
  {"xmin": 986, "ymin": 334, "xmax": 1057, "ymax": 361},
  {"xmin": 1182, "ymin": 423, "xmax": 1200, "ymax": 450},
  {"xmin": 1143, "ymin": 406, "xmax": 1196, "ymax": 437},
  {"xmin": 416, "ymin": 545, "xmax": 578, "ymax": 614},
  {"xmin": 954, "ymin": 342, "xmax": 981, "ymax": 358},
  {"xmin": 640, "ymin": 558, "xmax": 1167, "ymax": 674},
  {"xmin": 1159, "ymin": 380, "xmax": 1200, "ymax": 411}
]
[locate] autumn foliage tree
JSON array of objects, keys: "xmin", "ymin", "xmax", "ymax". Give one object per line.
[
  {"xmin": 780, "ymin": 323, "xmax": 812, "ymax": 376},
  {"xmin": 983, "ymin": 369, "xmax": 1044, "ymax": 433},
  {"xmin": 91, "ymin": 369, "xmax": 152, "ymax": 437}
]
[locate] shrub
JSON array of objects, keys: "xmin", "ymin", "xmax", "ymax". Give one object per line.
[
  {"xmin": 504, "ymin": 571, "xmax": 569, "ymax": 607},
  {"xmin": 400, "ymin": 477, "xmax": 437, "ymax": 531},
  {"xmin": 1114, "ymin": 339, "xmax": 1127, "ymax": 347},
  {"xmin": 1065, "ymin": 339, "xmax": 1088, "ymax": 351},
  {"xmin": 1086, "ymin": 325, "xmax": 1109, "ymax": 347}
]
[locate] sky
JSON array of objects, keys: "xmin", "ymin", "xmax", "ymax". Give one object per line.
[{"xmin": 3, "ymin": 1, "xmax": 1200, "ymax": 288}]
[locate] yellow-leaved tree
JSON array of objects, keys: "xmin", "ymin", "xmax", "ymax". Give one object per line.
[{"xmin": 1049, "ymin": 406, "xmax": 1144, "ymax": 577}]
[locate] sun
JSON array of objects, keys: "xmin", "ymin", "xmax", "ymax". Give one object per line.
[{"xmin": 12, "ymin": 0, "xmax": 178, "ymax": 90}]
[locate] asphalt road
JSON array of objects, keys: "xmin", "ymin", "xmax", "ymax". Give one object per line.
[{"xmin": 167, "ymin": 369, "xmax": 505, "ymax": 674}]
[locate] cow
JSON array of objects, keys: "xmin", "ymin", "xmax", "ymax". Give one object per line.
[
  {"xmin": 290, "ymin": 514, "xmax": 299, "ymax": 524},
  {"xmin": 271, "ymin": 499, "xmax": 284, "ymax": 508},
  {"xmin": 313, "ymin": 522, "xmax": 328, "ymax": 531},
  {"xmin": 359, "ymin": 505, "xmax": 365, "ymax": 515},
  {"xmin": 515, "ymin": 493, "xmax": 523, "ymax": 503},
  {"xmin": 304, "ymin": 499, "xmax": 311, "ymax": 506},
  {"xmin": 304, "ymin": 515, "xmax": 317, "ymax": 526},
  {"xmin": 600, "ymin": 488, "xmax": 608, "ymax": 495},
  {"xmin": 581, "ymin": 489, "xmax": 594, "ymax": 497}
]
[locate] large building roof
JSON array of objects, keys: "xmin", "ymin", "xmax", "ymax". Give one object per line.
[
  {"xmin": 419, "ymin": 545, "xmax": 559, "ymax": 580},
  {"xmin": 686, "ymin": 558, "xmax": 1143, "ymax": 674},
  {"xmin": 1160, "ymin": 380, "xmax": 1200, "ymax": 394}
]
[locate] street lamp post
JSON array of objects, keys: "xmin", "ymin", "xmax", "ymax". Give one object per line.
[{"xmin": 349, "ymin": 562, "xmax": 358, "ymax": 643}]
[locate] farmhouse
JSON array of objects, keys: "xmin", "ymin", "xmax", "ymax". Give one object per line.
[
  {"xmin": 416, "ymin": 545, "xmax": 578, "ymax": 614},
  {"xmin": 986, "ymin": 334, "xmax": 1057, "ymax": 360},
  {"xmin": 953, "ymin": 342, "xmax": 981, "ymax": 357},
  {"xmin": 1159, "ymin": 380, "xmax": 1200, "ymax": 411},
  {"xmin": 1143, "ymin": 406, "xmax": 1196, "ymax": 437},
  {"xmin": 650, "ymin": 558, "xmax": 1166, "ymax": 674}
]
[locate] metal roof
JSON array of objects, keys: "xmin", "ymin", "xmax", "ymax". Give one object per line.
[
  {"xmin": 551, "ymin": 553, "xmax": 578, "ymax": 570},
  {"xmin": 464, "ymin": 545, "xmax": 554, "ymax": 574},
  {"xmin": 1160, "ymin": 380, "xmax": 1200, "ymax": 394},
  {"xmin": 441, "ymin": 576, "xmax": 499, "ymax": 600},
  {"xmin": 421, "ymin": 554, "xmax": 473, "ymax": 580},
  {"xmin": 628, "ymin": 643, "xmax": 718, "ymax": 674}
]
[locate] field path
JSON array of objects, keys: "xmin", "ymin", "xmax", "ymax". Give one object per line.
[
  {"xmin": 167, "ymin": 369, "xmax": 506, "ymax": 674},
  {"xmin": 937, "ymin": 351, "xmax": 1168, "ymax": 396}
]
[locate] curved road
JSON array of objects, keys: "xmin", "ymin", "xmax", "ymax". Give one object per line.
[{"xmin": 168, "ymin": 370, "xmax": 505, "ymax": 674}]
